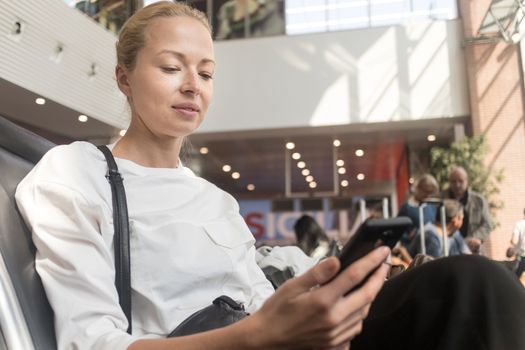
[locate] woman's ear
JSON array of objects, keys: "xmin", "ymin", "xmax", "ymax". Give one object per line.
[{"xmin": 116, "ymin": 65, "xmax": 131, "ymax": 97}]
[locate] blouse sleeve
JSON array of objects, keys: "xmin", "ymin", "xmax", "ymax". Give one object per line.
[
  {"xmin": 243, "ymin": 245, "xmax": 275, "ymax": 313},
  {"xmin": 15, "ymin": 179, "xmax": 138, "ymax": 350}
]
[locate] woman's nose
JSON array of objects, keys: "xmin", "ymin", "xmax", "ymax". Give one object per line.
[{"xmin": 181, "ymin": 71, "xmax": 200, "ymax": 96}]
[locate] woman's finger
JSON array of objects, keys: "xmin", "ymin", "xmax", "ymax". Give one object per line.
[
  {"xmin": 340, "ymin": 262, "xmax": 389, "ymax": 310},
  {"xmin": 314, "ymin": 246, "xmax": 390, "ymax": 299},
  {"xmin": 278, "ymin": 257, "xmax": 340, "ymax": 298}
]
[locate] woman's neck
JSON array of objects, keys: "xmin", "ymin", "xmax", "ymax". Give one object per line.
[{"xmin": 111, "ymin": 128, "xmax": 183, "ymax": 169}]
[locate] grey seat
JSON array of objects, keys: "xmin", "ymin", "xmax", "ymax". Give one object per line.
[{"xmin": 0, "ymin": 115, "xmax": 56, "ymax": 349}]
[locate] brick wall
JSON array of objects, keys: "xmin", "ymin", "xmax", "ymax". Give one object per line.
[{"xmin": 458, "ymin": 0, "xmax": 525, "ymax": 259}]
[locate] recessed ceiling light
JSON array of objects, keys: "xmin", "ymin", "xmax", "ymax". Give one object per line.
[
  {"xmin": 292, "ymin": 152, "xmax": 301, "ymax": 160},
  {"xmin": 305, "ymin": 175, "xmax": 314, "ymax": 182},
  {"xmin": 297, "ymin": 161, "xmax": 306, "ymax": 169},
  {"xmin": 427, "ymin": 134, "xmax": 436, "ymax": 142},
  {"xmin": 333, "ymin": 139, "xmax": 341, "ymax": 147},
  {"xmin": 341, "ymin": 180, "xmax": 349, "ymax": 187},
  {"xmin": 357, "ymin": 173, "xmax": 365, "ymax": 181},
  {"xmin": 309, "ymin": 181, "xmax": 317, "ymax": 188},
  {"xmin": 222, "ymin": 165, "xmax": 232, "ymax": 172},
  {"xmin": 35, "ymin": 97, "xmax": 46, "ymax": 105},
  {"xmin": 231, "ymin": 172, "xmax": 240, "ymax": 179},
  {"xmin": 199, "ymin": 147, "xmax": 209, "ymax": 154},
  {"xmin": 286, "ymin": 142, "xmax": 295, "ymax": 150},
  {"xmin": 247, "ymin": 184, "xmax": 255, "ymax": 191},
  {"xmin": 78, "ymin": 114, "xmax": 88, "ymax": 122},
  {"xmin": 338, "ymin": 167, "xmax": 346, "ymax": 174},
  {"xmin": 355, "ymin": 149, "xmax": 364, "ymax": 157},
  {"xmin": 301, "ymin": 169, "xmax": 310, "ymax": 176},
  {"xmin": 336, "ymin": 159, "xmax": 344, "ymax": 167},
  {"xmin": 119, "ymin": 129, "xmax": 127, "ymax": 137}
]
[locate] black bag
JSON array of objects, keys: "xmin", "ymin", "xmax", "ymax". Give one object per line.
[
  {"xmin": 168, "ymin": 295, "xmax": 248, "ymax": 337},
  {"xmin": 98, "ymin": 145, "xmax": 248, "ymax": 337}
]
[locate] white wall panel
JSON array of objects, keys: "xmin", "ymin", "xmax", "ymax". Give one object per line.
[
  {"xmin": 0, "ymin": 0, "xmax": 128, "ymax": 129},
  {"xmin": 202, "ymin": 19, "xmax": 469, "ymax": 133}
]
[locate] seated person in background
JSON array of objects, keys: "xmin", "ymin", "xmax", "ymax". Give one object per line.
[
  {"xmin": 408, "ymin": 199, "xmax": 471, "ymax": 258},
  {"xmin": 397, "ymin": 174, "xmax": 439, "ymax": 245},
  {"xmin": 293, "ymin": 214, "xmax": 341, "ymax": 259}
]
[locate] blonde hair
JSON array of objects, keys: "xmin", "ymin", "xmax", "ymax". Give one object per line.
[
  {"xmin": 416, "ymin": 173, "xmax": 438, "ymax": 192},
  {"xmin": 116, "ymin": 1, "xmax": 211, "ymax": 71}
]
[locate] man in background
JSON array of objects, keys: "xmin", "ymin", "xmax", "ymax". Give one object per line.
[{"xmin": 446, "ymin": 166, "xmax": 493, "ymax": 254}]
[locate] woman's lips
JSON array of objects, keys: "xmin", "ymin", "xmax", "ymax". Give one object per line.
[{"xmin": 172, "ymin": 105, "xmax": 199, "ymax": 118}]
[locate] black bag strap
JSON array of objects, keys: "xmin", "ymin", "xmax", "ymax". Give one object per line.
[{"xmin": 97, "ymin": 145, "xmax": 132, "ymax": 334}]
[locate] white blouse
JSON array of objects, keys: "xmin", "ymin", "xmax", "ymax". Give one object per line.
[{"xmin": 15, "ymin": 141, "xmax": 274, "ymax": 350}]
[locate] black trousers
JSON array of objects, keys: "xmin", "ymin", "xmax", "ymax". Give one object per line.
[
  {"xmin": 352, "ymin": 255, "xmax": 525, "ymax": 350},
  {"xmin": 517, "ymin": 256, "xmax": 525, "ymax": 278}
]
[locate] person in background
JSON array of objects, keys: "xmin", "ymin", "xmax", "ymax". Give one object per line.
[
  {"xmin": 445, "ymin": 166, "xmax": 492, "ymax": 254},
  {"xmin": 397, "ymin": 174, "xmax": 439, "ymax": 245},
  {"xmin": 408, "ymin": 199, "xmax": 471, "ymax": 258},
  {"xmin": 293, "ymin": 214, "xmax": 341, "ymax": 259},
  {"xmin": 507, "ymin": 208, "xmax": 525, "ymax": 284}
]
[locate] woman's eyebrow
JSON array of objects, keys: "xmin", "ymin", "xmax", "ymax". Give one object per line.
[{"xmin": 156, "ymin": 49, "xmax": 215, "ymax": 66}]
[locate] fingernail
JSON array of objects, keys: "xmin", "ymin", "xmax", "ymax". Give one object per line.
[{"xmin": 378, "ymin": 246, "xmax": 390, "ymax": 255}]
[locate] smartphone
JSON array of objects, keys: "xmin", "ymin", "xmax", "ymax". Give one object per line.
[{"xmin": 337, "ymin": 216, "xmax": 412, "ymax": 292}]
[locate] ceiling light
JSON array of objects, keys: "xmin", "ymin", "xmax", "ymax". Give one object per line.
[
  {"xmin": 357, "ymin": 173, "xmax": 365, "ymax": 181},
  {"xmin": 355, "ymin": 149, "xmax": 364, "ymax": 157},
  {"xmin": 336, "ymin": 159, "xmax": 344, "ymax": 167},
  {"xmin": 309, "ymin": 181, "xmax": 317, "ymax": 188},
  {"xmin": 119, "ymin": 129, "xmax": 127, "ymax": 137},
  {"xmin": 199, "ymin": 147, "xmax": 209, "ymax": 154},
  {"xmin": 222, "ymin": 165, "xmax": 231, "ymax": 172},
  {"xmin": 292, "ymin": 152, "xmax": 301, "ymax": 160},
  {"xmin": 78, "ymin": 114, "xmax": 88, "ymax": 122},
  {"xmin": 231, "ymin": 172, "xmax": 240, "ymax": 179},
  {"xmin": 341, "ymin": 180, "xmax": 349, "ymax": 187},
  {"xmin": 301, "ymin": 169, "xmax": 310, "ymax": 176},
  {"xmin": 286, "ymin": 142, "xmax": 295, "ymax": 150},
  {"xmin": 333, "ymin": 139, "xmax": 341, "ymax": 147},
  {"xmin": 35, "ymin": 97, "xmax": 46, "ymax": 105},
  {"xmin": 427, "ymin": 134, "xmax": 436, "ymax": 142},
  {"xmin": 297, "ymin": 161, "xmax": 306, "ymax": 168},
  {"xmin": 305, "ymin": 175, "xmax": 314, "ymax": 182},
  {"xmin": 338, "ymin": 167, "xmax": 346, "ymax": 174},
  {"xmin": 247, "ymin": 184, "xmax": 255, "ymax": 191}
]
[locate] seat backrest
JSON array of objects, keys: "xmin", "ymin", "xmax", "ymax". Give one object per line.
[{"xmin": 0, "ymin": 115, "xmax": 57, "ymax": 349}]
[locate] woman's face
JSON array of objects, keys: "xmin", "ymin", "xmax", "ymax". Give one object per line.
[{"xmin": 119, "ymin": 16, "xmax": 214, "ymax": 139}]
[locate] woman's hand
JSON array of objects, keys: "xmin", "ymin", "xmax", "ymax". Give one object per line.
[{"xmin": 245, "ymin": 246, "xmax": 390, "ymax": 349}]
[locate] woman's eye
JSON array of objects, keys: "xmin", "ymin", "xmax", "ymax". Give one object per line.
[
  {"xmin": 161, "ymin": 67, "xmax": 180, "ymax": 73},
  {"xmin": 200, "ymin": 73, "xmax": 213, "ymax": 81}
]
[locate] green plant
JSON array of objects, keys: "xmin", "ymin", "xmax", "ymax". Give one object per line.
[{"xmin": 430, "ymin": 135, "xmax": 504, "ymax": 213}]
